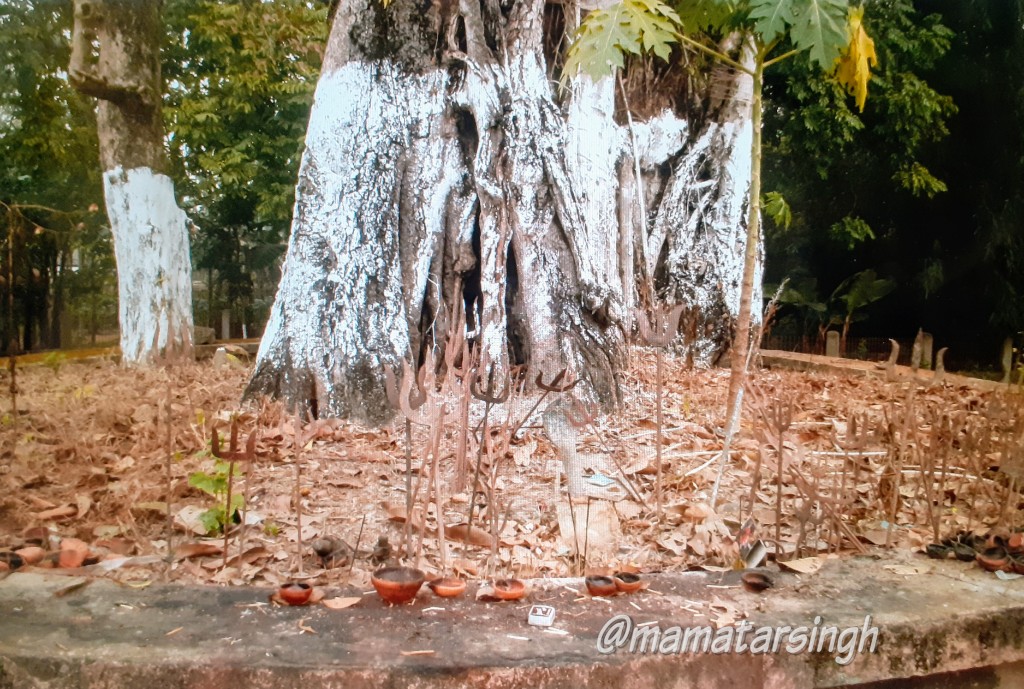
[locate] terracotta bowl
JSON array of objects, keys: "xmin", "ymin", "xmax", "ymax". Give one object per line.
[
  {"xmin": 976, "ymin": 547, "xmax": 1010, "ymax": 573},
  {"xmin": 585, "ymin": 575, "xmax": 617, "ymax": 597},
  {"xmin": 741, "ymin": 571, "xmax": 773, "ymax": 593},
  {"xmin": 278, "ymin": 582, "xmax": 313, "ymax": 606},
  {"xmin": 492, "ymin": 579, "xmax": 526, "ymax": 601},
  {"xmin": 613, "ymin": 572, "xmax": 643, "ymax": 593},
  {"xmin": 428, "ymin": 577, "xmax": 467, "ymax": 598},
  {"xmin": 371, "ymin": 566, "xmax": 426, "ymax": 604}
]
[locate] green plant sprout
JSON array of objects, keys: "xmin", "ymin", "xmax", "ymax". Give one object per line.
[{"xmin": 187, "ymin": 458, "xmax": 244, "ymax": 535}]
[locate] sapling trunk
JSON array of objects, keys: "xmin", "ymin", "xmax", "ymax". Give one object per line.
[
  {"xmin": 163, "ymin": 392, "xmax": 174, "ymax": 565},
  {"xmin": 294, "ymin": 418, "xmax": 304, "ymax": 575},
  {"xmin": 655, "ymin": 349, "xmax": 664, "ymax": 520}
]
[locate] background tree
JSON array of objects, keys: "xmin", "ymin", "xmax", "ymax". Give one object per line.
[
  {"xmin": 0, "ymin": 0, "xmax": 107, "ymax": 354},
  {"xmin": 762, "ymin": 0, "xmax": 956, "ymax": 354},
  {"xmin": 163, "ymin": 0, "xmax": 326, "ymax": 338},
  {"xmin": 69, "ymin": 0, "xmax": 193, "ymax": 364},
  {"xmin": 901, "ymin": 0, "xmax": 1024, "ymax": 363}
]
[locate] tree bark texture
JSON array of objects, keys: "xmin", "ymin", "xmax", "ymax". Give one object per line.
[
  {"xmin": 70, "ymin": 0, "xmax": 193, "ymax": 364},
  {"xmin": 247, "ymin": 0, "xmax": 756, "ymax": 423}
]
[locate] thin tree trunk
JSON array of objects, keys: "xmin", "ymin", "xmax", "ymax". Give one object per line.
[{"xmin": 726, "ymin": 55, "xmax": 764, "ymax": 417}]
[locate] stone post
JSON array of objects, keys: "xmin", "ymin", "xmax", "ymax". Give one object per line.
[
  {"xmin": 826, "ymin": 330, "xmax": 840, "ymax": 358},
  {"xmin": 921, "ymin": 332, "xmax": 934, "ymax": 370}
]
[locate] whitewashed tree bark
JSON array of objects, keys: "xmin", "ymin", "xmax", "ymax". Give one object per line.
[
  {"xmin": 247, "ymin": 0, "xmax": 755, "ymax": 422},
  {"xmin": 70, "ymin": 0, "xmax": 193, "ymax": 364}
]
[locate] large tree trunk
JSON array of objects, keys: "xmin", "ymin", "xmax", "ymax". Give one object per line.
[
  {"xmin": 70, "ymin": 0, "xmax": 193, "ymax": 364},
  {"xmin": 247, "ymin": 0, "xmax": 755, "ymax": 423}
]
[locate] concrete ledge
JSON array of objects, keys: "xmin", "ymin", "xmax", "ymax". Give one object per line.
[
  {"xmin": 758, "ymin": 350, "xmax": 1008, "ymax": 393},
  {"xmin": 2, "ymin": 552, "xmax": 1023, "ymax": 688}
]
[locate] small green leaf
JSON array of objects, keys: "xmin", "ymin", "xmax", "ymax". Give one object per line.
[
  {"xmin": 188, "ymin": 471, "xmax": 221, "ymax": 497},
  {"xmin": 762, "ymin": 191, "xmax": 792, "ymax": 229}
]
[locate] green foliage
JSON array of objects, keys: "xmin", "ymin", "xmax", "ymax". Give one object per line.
[
  {"xmin": 762, "ymin": 0, "xmax": 955, "ymax": 329},
  {"xmin": 675, "ymin": 0, "xmax": 741, "ymax": 34},
  {"xmin": 762, "ymin": 191, "xmax": 792, "ymax": 229},
  {"xmin": 0, "ymin": 1, "xmax": 101, "ymax": 210},
  {"xmin": 0, "ymin": 1, "xmax": 113, "ymax": 351},
  {"xmin": 163, "ymin": 0, "xmax": 326, "ymax": 330},
  {"xmin": 831, "ymin": 268, "xmax": 895, "ymax": 323},
  {"xmin": 828, "ymin": 215, "xmax": 874, "ymax": 249},
  {"xmin": 892, "ymin": 161, "xmax": 947, "ymax": 198},
  {"xmin": 566, "ymin": 0, "xmax": 859, "ymax": 81},
  {"xmin": 562, "ymin": 0, "xmax": 679, "ymax": 82},
  {"xmin": 187, "ymin": 458, "xmax": 244, "ymax": 535}
]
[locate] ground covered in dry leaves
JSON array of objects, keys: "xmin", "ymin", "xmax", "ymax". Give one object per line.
[{"xmin": 1, "ymin": 348, "xmax": 1022, "ymax": 591}]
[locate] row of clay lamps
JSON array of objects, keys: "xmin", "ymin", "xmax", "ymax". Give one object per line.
[{"xmin": 278, "ymin": 568, "xmax": 648, "ymax": 606}]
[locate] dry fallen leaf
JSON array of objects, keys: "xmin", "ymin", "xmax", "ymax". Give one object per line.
[
  {"xmin": 322, "ymin": 596, "xmax": 362, "ymax": 610},
  {"xmin": 75, "ymin": 494, "xmax": 93, "ymax": 519},
  {"xmin": 225, "ymin": 546, "xmax": 269, "ymax": 568},
  {"xmin": 36, "ymin": 505, "xmax": 77, "ymax": 521},
  {"xmin": 778, "ymin": 557, "xmax": 824, "ymax": 575},
  {"xmin": 446, "ymin": 523, "xmax": 495, "ymax": 548},
  {"xmin": 174, "ymin": 542, "xmax": 223, "ymax": 560}
]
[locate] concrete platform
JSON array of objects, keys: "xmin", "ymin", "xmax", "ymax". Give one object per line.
[{"xmin": 2, "ymin": 550, "xmax": 1023, "ymax": 688}]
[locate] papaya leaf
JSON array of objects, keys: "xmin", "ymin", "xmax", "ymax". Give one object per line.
[
  {"xmin": 562, "ymin": 5, "xmax": 633, "ymax": 83},
  {"xmin": 833, "ymin": 6, "xmax": 876, "ymax": 111},
  {"xmin": 563, "ymin": 0, "xmax": 680, "ymax": 83},
  {"xmin": 791, "ymin": 0, "xmax": 848, "ymax": 68},
  {"xmin": 749, "ymin": 0, "xmax": 796, "ymax": 45}
]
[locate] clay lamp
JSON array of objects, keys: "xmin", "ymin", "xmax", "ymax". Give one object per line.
[
  {"xmin": 585, "ymin": 575, "xmax": 618, "ymax": 597},
  {"xmin": 612, "ymin": 572, "xmax": 643, "ymax": 594},
  {"xmin": 278, "ymin": 582, "xmax": 313, "ymax": 606},
  {"xmin": 925, "ymin": 543, "xmax": 951, "ymax": 560},
  {"xmin": 741, "ymin": 571, "xmax": 773, "ymax": 593},
  {"xmin": 427, "ymin": 576, "xmax": 467, "ymax": 598},
  {"xmin": 976, "ymin": 547, "xmax": 1010, "ymax": 573},
  {"xmin": 1012, "ymin": 554, "xmax": 1024, "ymax": 576},
  {"xmin": 951, "ymin": 542, "xmax": 977, "ymax": 562},
  {"xmin": 491, "ymin": 579, "xmax": 527, "ymax": 601},
  {"xmin": 957, "ymin": 532, "xmax": 986, "ymax": 552},
  {"xmin": 1008, "ymin": 533, "xmax": 1024, "ymax": 554},
  {"xmin": 371, "ymin": 566, "xmax": 426, "ymax": 604}
]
